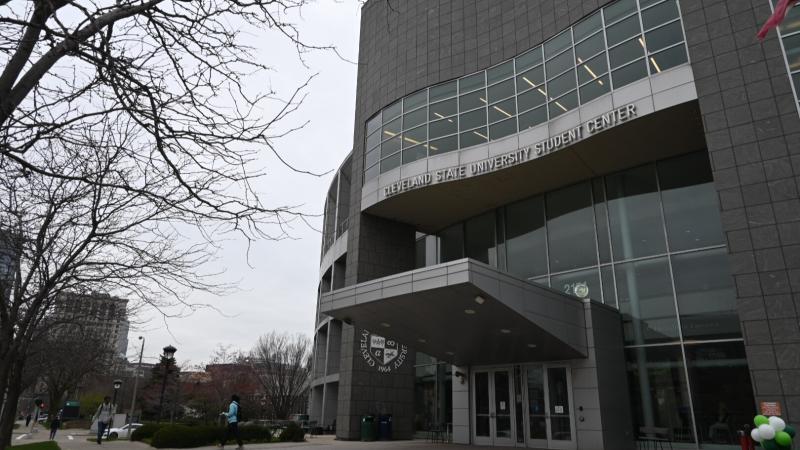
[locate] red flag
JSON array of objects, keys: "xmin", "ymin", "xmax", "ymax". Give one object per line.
[{"xmin": 757, "ymin": 0, "xmax": 798, "ymax": 39}]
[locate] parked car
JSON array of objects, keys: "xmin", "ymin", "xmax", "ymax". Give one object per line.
[
  {"xmin": 37, "ymin": 413, "xmax": 48, "ymax": 423},
  {"xmin": 105, "ymin": 423, "xmax": 143, "ymax": 440}
]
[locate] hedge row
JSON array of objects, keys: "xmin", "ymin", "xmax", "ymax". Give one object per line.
[{"xmin": 143, "ymin": 424, "xmax": 279, "ymax": 448}]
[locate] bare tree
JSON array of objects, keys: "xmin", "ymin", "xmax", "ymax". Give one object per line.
[
  {"xmin": 250, "ymin": 332, "xmax": 311, "ymax": 420},
  {"xmin": 0, "ymin": 0, "xmax": 333, "ymax": 446}
]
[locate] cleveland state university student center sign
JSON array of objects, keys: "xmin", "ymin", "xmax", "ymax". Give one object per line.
[{"xmin": 381, "ymin": 104, "xmax": 637, "ymax": 198}]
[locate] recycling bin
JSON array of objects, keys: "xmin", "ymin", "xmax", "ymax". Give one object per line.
[{"xmin": 378, "ymin": 415, "xmax": 393, "ymax": 440}]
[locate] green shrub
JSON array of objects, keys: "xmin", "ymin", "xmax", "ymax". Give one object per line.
[
  {"xmin": 150, "ymin": 424, "xmax": 273, "ymax": 448},
  {"xmin": 11, "ymin": 442, "xmax": 60, "ymax": 450},
  {"xmin": 239, "ymin": 424, "xmax": 272, "ymax": 442},
  {"xmin": 131, "ymin": 423, "xmax": 163, "ymax": 442},
  {"xmin": 278, "ymin": 422, "xmax": 305, "ymax": 442}
]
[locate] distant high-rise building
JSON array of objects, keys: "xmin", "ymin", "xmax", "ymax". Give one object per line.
[{"xmin": 51, "ymin": 292, "xmax": 130, "ymax": 359}]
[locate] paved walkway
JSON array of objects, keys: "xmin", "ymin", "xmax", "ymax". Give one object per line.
[{"xmin": 10, "ymin": 427, "xmax": 521, "ymax": 450}]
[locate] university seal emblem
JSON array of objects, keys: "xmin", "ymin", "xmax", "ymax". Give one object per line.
[{"xmin": 360, "ymin": 329, "xmax": 408, "ymax": 373}]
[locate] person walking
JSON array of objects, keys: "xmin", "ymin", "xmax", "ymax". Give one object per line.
[
  {"xmin": 24, "ymin": 412, "xmax": 31, "ymax": 427},
  {"xmin": 92, "ymin": 397, "xmax": 115, "ymax": 444},
  {"xmin": 219, "ymin": 394, "xmax": 243, "ymax": 449},
  {"xmin": 49, "ymin": 409, "xmax": 62, "ymax": 440}
]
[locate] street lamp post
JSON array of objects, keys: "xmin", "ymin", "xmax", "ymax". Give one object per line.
[
  {"xmin": 108, "ymin": 379, "xmax": 122, "ymax": 438},
  {"xmin": 157, "ymin": 345, "xmax": 177, "ymax": 423},
  {"xmin": 127, "ymin": 336, "xmax": 145, "ymax": 440}
]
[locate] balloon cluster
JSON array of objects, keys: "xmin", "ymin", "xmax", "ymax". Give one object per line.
[{"xmin": 751, "ymin": 415, "xmax": 795, "ymax": 449}]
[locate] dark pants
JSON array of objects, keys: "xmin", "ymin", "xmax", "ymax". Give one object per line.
[
  {"xmin": 222, "ymin": 422, "xmax": 242, "ymax": 447},
  {"xmin": 49, "ymin": 421, "xmax": 60, "ymax": 440},
  {"xmin": 97, "ymin": 421, "xmax": 108, "ymax": 444}
]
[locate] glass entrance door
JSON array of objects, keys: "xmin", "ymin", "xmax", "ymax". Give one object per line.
[
  {"xmin": 473, "ymin": 368, "xmax": 516, "ymax": 446},
  {"xmin": 525, "ymin": 366, "xmax": 576, "ymax": 449}
]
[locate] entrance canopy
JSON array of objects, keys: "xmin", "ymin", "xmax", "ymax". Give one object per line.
[{"xmin": 319, "ymin": 259, "xmax": 591, "ymax": 366}]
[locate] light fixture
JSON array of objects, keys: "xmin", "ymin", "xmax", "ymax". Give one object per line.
[
  {"xmin": 464, "ymin": 309, "xmax": 476, "ymax": 315},
  {"xmin": 418, "ymin": 338, "xmax": 427, "ymax": 344},
  {"xmin": 474, "ymin": 295, "xmax": 485, "ymax": 305},
  {"xmin": 113, "ymin": 379, "xmax": 123, "ymax": 390},
  {"xmin": 650, "ymin": 57, "xmax": 662, "ymax": 73},
  {"xmin": 527, "ymin": 344, "xmax": 537, "ymax": 348},
  {"xmin": 500, "ymin": 329, "xmax": 511, "ymax": 334},
  {"xmin": 380, "ymin": 322, "xmax": 391, "ymax": 328},
  {"xmin": 445, "ymin": 351, "xmax": 455, "ymax": 356},
  {"xmin": 162, "ymin": 345, "xmax": 177, "ymax": 359}
]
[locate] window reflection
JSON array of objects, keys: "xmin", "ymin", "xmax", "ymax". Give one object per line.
[
  {"xmin": 546, "ymin": 182, "xmax": 597, "ymax": 272},
  {"xmin": 465, "ymin": 212, "xmax": 498, "ymax": 265},
  {"xmin": 505, "ymin": 197, "xmax": 548, "ymax": 278},
  {"xmin": 606, "ymin": 164, "xmax": 666, "ymax": 260},
  {"xmin": 616, "ymin": 257, "xmax": 679, "ymax": 345}
]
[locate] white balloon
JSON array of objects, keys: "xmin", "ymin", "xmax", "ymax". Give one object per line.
[
  {"xmin": 751, "ymin": 427, "xmax": 763, "ymax": 442},
  {"xmin": 759, "ymin": 424, "xmax": 777, "ymax": 440},
  {"xmin": 769, "ymin": 416, "xmax": 786, "ymax": 432}
]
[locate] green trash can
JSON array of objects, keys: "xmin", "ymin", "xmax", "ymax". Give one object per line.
[{"xmin": 360, "ymin": 415, "xmax": 376, "ymax": 441}]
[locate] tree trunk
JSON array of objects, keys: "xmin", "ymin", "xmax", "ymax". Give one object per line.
[{"xmin": 0, "ymin": 359, "xmax": 24, "ymax": 449}]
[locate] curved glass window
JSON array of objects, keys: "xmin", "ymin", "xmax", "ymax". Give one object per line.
[{"xmin": 363, "ymin": 0, "xmax": 689, "ymax": 181}]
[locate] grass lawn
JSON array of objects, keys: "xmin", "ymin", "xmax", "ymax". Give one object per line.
[{"xmin": 12, "ymin": 442, "xmax": 60, "ymax": 450}]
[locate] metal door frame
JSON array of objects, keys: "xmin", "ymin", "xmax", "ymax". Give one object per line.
[
  {"xmin": 471, "ymin": 366, "xmax": 518, "ymax": 447},
  {"xmin": 522, "ymin": 365, "xmax": 577, "ymax": 450}
]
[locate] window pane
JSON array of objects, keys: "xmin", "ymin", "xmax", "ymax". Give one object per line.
[
  {"xmin": 429, "ymin": 135, "xmax": 458, "ymax": 156},
  {"xmin": 604, "ymin": 0, "xmax": 637, "ymax": 24},
  {"xmin": 517, "ymin": 87, "xmax": 548, "ymax": 112},
  {"xmin": 404, "ymin": 107, "xmax": 427, "ymax": 130},
  {"xmin": 625, "ymin": 345, "xmax": 695, "ymax": 444},
  {"xmin": 430, "ymin": 80, "xmax": 458, "ymax": 102},
  {"xmin": 403, "ymin": 145, "xmax": 427, "ymax": 164},
  {"xmin": 488, "ymin": 98, "xmax": 516, "ymax": 123},
  {"xmin": 367, "ymin": 129, "xmax": 381, "ymax": 150},
  {"xmin": 381, "ymin": 135, "xmax": 401, "ymax": 157},
  {"xmin": 574, "ymin": 12, "xmax": 602, "ymax": 42},
  {"xmin": 648, "ymin": 45, "xmax": 688, "ymax": 73},
  {"xmin": 606, "ymin": 15, "xmax": 641, "ymax": 46},
  {"xmin": 488, "ymin": 61, "xmax": 514, "ymax": 84},
  {"xmin": 459, "ymin": 72, "xmax": 485, "ymax": 93},
  {"xmin": 380, "ymin": 152, "xmax": 401, "ymax": 173},
  {"xmin": 580, "ymin": 75, "xmax": 611, "ymax": 103},
  {"xmin": 612, "ymin": 59, "xmax": 648, "ymax": 88},
  {"xmin": 546, "ymin": 49, "xmax": 575, "ymax": 78},
  {"xmin": 488, "ymin": 78, "xmax": 515, "ymax": 103},
  {"xmin": 575, "ymin": 32, "xmax": 605, "ymax": 62},
  {"xmin": 545, "ymin": 30, "xmax": 572, "ymax": 59},
  {"xmin": 685, "ymin": 342, "xmax": 756, "ymax": 447},
  {"xmin": 516, "ymin": 65, "xmax": 545, "ymax": 92},
  {"xmin": 440, "ymin": 224, "xmax": 464, "ymax": 263},
  {"xmin": 402, "ymin": 125, "xmax": 426, "ymax": 148},
  {"xmin": 609, "ymin": 37, "xmax": 646, "ymax": 69},
  {"xmin": 641, "ymin": 0, "xmax": 679, "ymax": 30},
  {"xmin": 460, "ymin": 108, "xmax": 487, "ymax": 131},
  {"xmin": 365, "ymin": 147, "xmax": 379, "ymax": 168},
  {"xmin": 367, "ymin": 114, "xmax": 381, "ymax": 135},
  {"xmin": 364, "ymin": 162, "xmax": 379, "ymax": 181},
  {"xmin": 549, "ymin": 91, "xmax": 578, "ymax": 119},
  {"xmin": 672, "ymin": 248, "xmax": 740, "ymax": 340},
  {"xmin": 429, "ymin": 116, "xmax": 458, "ymax": 139},
  {"xmin": 547, "ymin": 182, "xmax": 597, "ymax": 272},
  {"xmin": 506, "ymin": 197, "xmax": 548, "ymax": 278},
  {"xmin": 780, "ymin": 0, "xmax": 800, "ymax": 34},
  {"xmin": 578, "ymin": 53, "xmax": 609, "ymax": 85},
  {"xmin": 785, "ymin": 34, "xmax": 800, "ymax": 72},
  {"xmin": 460, "ymin": 89, "xmax": 487, "ymax": 111},
  {"xmin": 547, "ymin": 69, "xmax": 577, "ymax": 98},
  {"xmin": 518, "ymin": 105, "xmax": 548, "ymax": 130},
  {"xmin": 616, "ymin": 257, "xmax": 679, "ymax": 345},
  {"xmin": 465, "ymin": 212, "xmax": 497, "ymax": 265},
  {"xmin": 593, "ymin": 179, "xmax": 611, "ymax": 263},
  {"xmin": 659, "ymin": 152, "xmax": 725, "ymax": 251},
  {"xmin": 460, "ymin": 127, "xmax": 488, "ymax": 147},
  {"xmin": 404, "ymin": 90, "xmax": 427, "ymax": 111},
  {"xmin": 383, "ymin": 100, "xmax": 401, "ymax": 122},
  {"xmin": 490, "ymin": 117, "xmax": 517, "ymax": 140},
  {"xmin": 551, "ymin": 268, "xmax": 601, "ymax": 301},
  {"xmin": 382, "ymin": 116, "xmax": 402, "ymax": 140},
  {"xmin": 606, "ymin": 165, "xmax": 665, "ymax": 260},
  {"xmin": 516, "ymin": 47, "xmax": 544, "ymax": 72},
  {"xmin": 645, "ymin": 21, "xmax": 684, "ymax": 53},
  {"xmin": 600, "ymin": 265, "xmax": 616, "ymax": 307},
  {"xmin": 429, "ymin": 98, "xmax": 457, "ymax": 120}
]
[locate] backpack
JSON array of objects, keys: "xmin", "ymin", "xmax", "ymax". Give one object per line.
[{"xmin": 235, "ymin": 403, "xmax": 245, "ymax": 422}]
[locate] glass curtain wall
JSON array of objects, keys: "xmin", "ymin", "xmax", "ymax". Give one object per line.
[
  {"xmin": 363, "ymin": 0, "xmax": 689, "ymax": 182},
  {"xmin": 435, "ymin": 151, "xmax": 755, "ymax": 448},
  {"xmin": 771, "ymin": 0, "xmax": 800, "ymax": 115},
  {"xmin": 413, "ymin": 353, "xmax": 453, "ymax": 438}
]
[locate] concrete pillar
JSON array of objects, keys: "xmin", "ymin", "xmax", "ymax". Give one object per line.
[{"xmin": 452, "ymin": 365, "xmax": 470, "ymax": 444}]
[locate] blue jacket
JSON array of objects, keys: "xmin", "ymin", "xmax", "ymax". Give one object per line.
[{"xmin": 224, "ymin": 401, "xmax": 239, "ymax": 424}]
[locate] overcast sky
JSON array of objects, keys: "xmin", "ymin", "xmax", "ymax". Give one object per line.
[{"xmin": 130, "ymin": 1, "xmax": 362, "ymax": 367}]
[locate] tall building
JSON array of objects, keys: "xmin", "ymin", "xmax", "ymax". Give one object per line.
[
  {"xmin": 310, "ymin": 0, "xmax": 800, "ymax": 449},
  {"xmin": 51, "ymin": 292, "xmax": 130, "ymax": 359}
]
